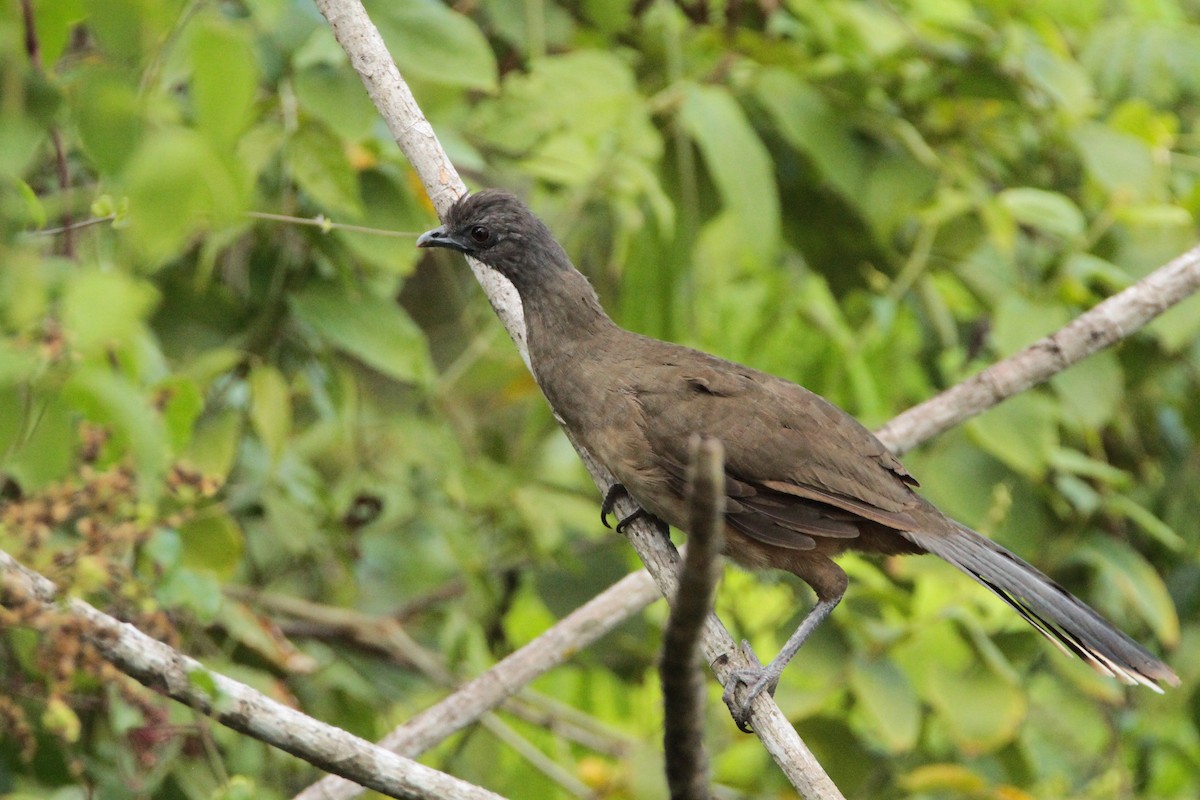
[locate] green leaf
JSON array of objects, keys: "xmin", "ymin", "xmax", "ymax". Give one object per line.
[
  {"xmin": 1050, "ymin": 349, "xmax": 1123, "ymax": 430},
  {"xmin": 925, "ymin": 661, "xmax": 1027, "ymax": 753},
  {"xmin": 189, "ymin": 14, "xmax": 259, "ymax": 147},
  {"xmin": 1101, "ymin": 494, "xmax": 1185, "ymax": 552},
  {"xmin": 754, "ymin": 68, "xmax": 864, "ymax": 201},
  {"xmin": 966, "ymin": 392, "xmax": 1060, "ymax": 479},
  {"xmin": 989, "ymin": 295, "xmax": 1070, "ymax": 359},
  {"xmin": 157, "ymin": 567, "xmax": 222, "ymax": 622},
  {"xmin": 290, "ymin": 282, "xmax": 433, "ymax": 385},
  {"xmin": 160, "ymin": 377, "xmax": 204, "ymax": 454},
  {"xmin": 1076, "ymin": 538, "xmax": 1180, "ymax": 646},
  {"xmin": 0, "ymin": 393, "xmax": 76, "ymax": 490},
  {"xmin": 122, "ymin": 128, "xmax": 248, "ymax": 263},
  {"xmin": 71, "ymin": 67, "xmax": 144, "ymax": 175},
  {"xmin": 679, "ymin": 83, "xmax": 780, "ymax": 268},
  {"xmin": 1072, "ymin": 122, "xmax": 1155, "ymax": 200},
  {"xmin": 177, "ymin": 507, "xmax": 245, "ymax": 577},
  {"xmin": 286, "ymin": 123, "xmax": 362, "ymax": 218},
  {"xmin": 61, "ymin": 270, "xmax": 159, "ymax": 355},
  {"xmin": 850, "ymin": 657, "xmax": 921, "ymax": 753},
  {"xmin": 370, "ymin": 0, "xmax": 497, "ymax": 91},
  {"xmin": 293, "ymin": 64, "xmax": 378, "ymax": 142},
  {"xmin": 996, "ymin": 188, "xmax": 1086, "ymax": 242},
  {"xmin": 249, "ymin": 364, "xmax": 291, "ymax": 464},
  {"xmin": 184, "ymin": 409, "xmax": 242, "ymax": 483}
]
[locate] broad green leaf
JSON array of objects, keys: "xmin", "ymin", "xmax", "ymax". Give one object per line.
[
  {"xmin": 189, "ymin": 15, "xmax": 259, "ymax": 147},
  {"xmin": 122, "ymin": 128, "xmax": 248, "ymax": 263},
  {"xmin": 990, "ymin": 295, "xmax": 1070, "ymax": 359},
  {"xmin": 370, "ymin": 0, "xmax": 497, "ymax": 91},
  {"xmin": 249, "ymin": 364, "xmax": 292, "ymax": 464},
  {"xmin": 290, "ymin": 282, "xmax": 433, "ymax": 386},
  {"xmin": 184, "ymin": 409, "xmax": 242, "ymax": 482},
  {"xmin": 1072, "ymin": 122, "xmax": 1155, "ymax": 200},
  {"xmin": 996, "ymin": 188, "xmax": 1086, "ymax": 242},
  {"xmin": 966, "ymin": 392, "xmax": 1060, "ymax": 479},
  {"xmin": 293, "ymin": 64, "xmax": 378, "ymax": 142},
  {"xmin": 1021, "ymin": 38, "xmax": 1095, "ymax": 119},
  {"xmin": 754, "ymin": 69, "xmax": 864, "ymax": 201},
  {"xmin": 71, "ymin": 69, "xmax": 143, "ymax": 175},
  {"xmin": 925, "ymin": 662, "xmax": 1027, "ymax": 753},
  {"xmin": 157, "ymin": 567, "xmax": 222, "ymax": 621},
  {"xmin": 1050, "ymin": 349, "xmax": 1123, "ymax": 430},
  {"xmin": 0, "ymin": 255, "xmax": 51, "ymax": 332},
  {"xmin": 1076, "ymin": 537, "xmax": 1180, "ymax": 646},
  {"xmin": 8, "ymin": 177, "xmax": 47, "ymax": 229},
  {"xmin": 336, "ymin": 170, "xmax": 425, "ymax": 275},
  {"xmin": 1, "ymin": 393, "xmax": 76, "ymax": 490},
  {"xmin": 61, "ymin": 270, "xmax": 159, "ymax": 355},
  {"xmin": 177, "ymin": 507, "xmax": 245, "ymax": 577},
  {"xmin": 849, "ymin": 657, "xmax": 921, "ymax": 753},
  {"xmin": 286, "ymin": 123, "xmax": 363, "ymax": 218},
  {"xmin": 679, "ymin": 83, "xmax": 780, "ymax": 267}
]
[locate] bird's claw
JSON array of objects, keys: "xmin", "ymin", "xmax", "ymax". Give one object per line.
[
  {"xmin": 600, "ymin": 484, "xmax": 627, "ymax": 529},
  {"xmin": 600, "ymin": 484, "xmax": 654, "ymax": 533},
  {"xmin": 721, "ymin": 641, "xmax": 774, "ymax": 733}
]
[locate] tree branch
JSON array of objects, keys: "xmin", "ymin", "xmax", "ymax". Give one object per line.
[
  {"xmin": 0, "ymin": 550, "xmax": 502, "ymax": 800},
  {"xmin": 662, "ymin": 437, "xmax": 726, "ymax": 800},
  {"xmin": 294, "ymin": 568, "xmax": 660, "ymax": 800},
  {"xmin": 877, "ymin": 243, "xmax": 1200, "ymax": 454}
]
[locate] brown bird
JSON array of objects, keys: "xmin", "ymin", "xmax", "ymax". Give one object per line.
[{"xmin": 418, "ymin": 189, "xmax": 1179, "ymax": 729}]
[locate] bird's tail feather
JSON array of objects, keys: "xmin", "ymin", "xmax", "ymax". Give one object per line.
[{"xmin": 908, "ymin": 520, "xmax": 1179, "ymax": 691}]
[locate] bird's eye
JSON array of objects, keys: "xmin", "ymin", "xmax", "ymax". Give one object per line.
[{"xmin": 469, "ymin": 225, "xmax": 491, "ymax": 244}]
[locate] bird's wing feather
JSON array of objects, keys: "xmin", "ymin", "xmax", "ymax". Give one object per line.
[{"xmin": 629, "ymin": 348, "xmax": 921, "ymax": 548}]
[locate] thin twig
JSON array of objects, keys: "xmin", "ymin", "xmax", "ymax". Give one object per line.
[{"xmin": 662, "ymin": 437, "xmax": 726, "ymax": 800}]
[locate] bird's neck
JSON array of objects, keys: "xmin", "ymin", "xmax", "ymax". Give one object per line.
[{"xmin": 517, "ymin": 265, "xmax": 617, "ymax": 367}]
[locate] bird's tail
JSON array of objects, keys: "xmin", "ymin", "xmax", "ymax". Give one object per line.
[{"xmin": 908, "ymin": 520, "xmax": 1179, "ymax": 691}]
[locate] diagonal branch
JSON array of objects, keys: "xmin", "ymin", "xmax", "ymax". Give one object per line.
[
  {"xmin": 0, "ymin": 550, "xmax": 503, "ymax": 800},
  {"xmin": 877, "ymin": 243, "xmax": 1200, "ymax": 454}
]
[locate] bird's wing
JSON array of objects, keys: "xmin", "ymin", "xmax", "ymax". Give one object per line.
[{"xmin": 631, "ymin": 353, "xmax": 921, "ymax": 549}]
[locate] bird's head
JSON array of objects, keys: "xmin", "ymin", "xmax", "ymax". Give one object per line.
[{"xmin": 416, "ymin": 190, "xmax": 572, "ymax": 288}]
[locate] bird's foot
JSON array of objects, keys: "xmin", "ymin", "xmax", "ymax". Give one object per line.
[
  {"xmin": 600, "ymin": 484, "xmax": 628, "ymax": 529},
  {"xmin": 720, "ymin": 641, "xmax": 775, "ymax": 733},
  {"xmin": 600, "ymin": 484, "xmax": 655, "ymax": 533}
]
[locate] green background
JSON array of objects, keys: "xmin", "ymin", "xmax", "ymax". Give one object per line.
[{"xmin": 2, "ymin": 0, "xmax": 1199, "ymax": 798}]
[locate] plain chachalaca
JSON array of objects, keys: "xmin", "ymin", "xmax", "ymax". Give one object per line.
[{"xmin": 417, "ymin": 189, "xmax": 1179, "ymax": 729}]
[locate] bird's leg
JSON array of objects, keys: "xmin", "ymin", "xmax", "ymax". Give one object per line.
[
  {"xmin": 600, "ymin": 483, "xmax": 656, "ymax": 533},
  {"xmin": 721, "ymin": 591, "xmax": 843, "ymax": 732}
]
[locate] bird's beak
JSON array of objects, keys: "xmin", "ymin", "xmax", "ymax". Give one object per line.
[{"xmin": 416, "ymin": 225, "xmax": 469, "ymax": 253}]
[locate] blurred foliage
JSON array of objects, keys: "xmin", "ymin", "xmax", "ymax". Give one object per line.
[{"xmin": 1, "ymin": 0, "xmax": 1199, "ymax": 798}]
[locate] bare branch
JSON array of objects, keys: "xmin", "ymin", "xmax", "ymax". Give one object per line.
[
  {"xmin": 294, "ymin": 568, "xmax": 660, "ymax": 800},
  {"xmin": 662, "ymin": 437, "xmax": 726, "ymax": 800},
  {"xmin": 0, "ymin": 550, "xmax": 503, "ymax": 800},
  {"xmin": 877, "ymin": 243, "xmax": 1200, "ymax": 454}
]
